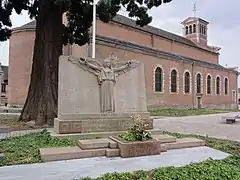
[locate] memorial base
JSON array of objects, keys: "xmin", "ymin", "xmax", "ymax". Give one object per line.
[{"xmin": 54, "ymin": 112, "xmax": 153, "ymax": 134}]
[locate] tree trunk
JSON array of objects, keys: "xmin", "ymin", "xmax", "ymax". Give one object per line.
[{"xmin": 19, "ymin": 0, "xmax": 63, "ymax": 125}]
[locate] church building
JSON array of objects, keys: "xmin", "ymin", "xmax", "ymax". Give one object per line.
[{"xmin": 8, "ymin": 14, "xmax": 239, "ymax": 109}]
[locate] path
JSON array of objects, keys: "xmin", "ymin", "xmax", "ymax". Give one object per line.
[
  {"xmin": 0, "ymin": 147, "xmax": 229, "ymax": 180},
  {"xmin": 154, "ymin": 112, "xmax": 240, "ymax": 141}
]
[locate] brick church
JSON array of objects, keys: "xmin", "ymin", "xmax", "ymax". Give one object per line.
[{"xmin": 8, "ymin": 14, "xmax": 239, "ymax": 109}]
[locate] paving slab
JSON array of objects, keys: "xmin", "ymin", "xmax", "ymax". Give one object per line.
[
  {"xmin": 154, "ymin": 112, "xmax": 240, "ymax": 142},
  {"xmin": 0, "ymin": 146, "xmax": 230, "ymax": 180}
]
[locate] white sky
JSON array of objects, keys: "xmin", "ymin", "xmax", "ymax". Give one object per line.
[{"xmin": 0, "ymin": 0, "xmax": 239, "ymax": 73}]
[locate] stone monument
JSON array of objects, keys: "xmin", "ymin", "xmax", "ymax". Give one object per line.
[{"xmin": 54, "ymin": 55, "xmax": 153, "ymax": 134}]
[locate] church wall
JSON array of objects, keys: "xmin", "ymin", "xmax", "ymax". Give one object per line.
[
  {"xmin": 152, "ymin": 36, "xmax": 218, "ymax": 64},
  {"xmin": 96, "ymin": 21, "xmax": 219, "ymax": 65},
  {"xmin": 94, "ymin": 42, "xmax": 238, "ymax": 109},
  {"xmin": 8, "ymin": 30, "xmax": 35, "ymax": 105},
  {"xmin": 8, "ymin": 30, "xmax": 89, "ymax": 106}
]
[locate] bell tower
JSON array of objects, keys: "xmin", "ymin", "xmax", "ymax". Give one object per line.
[{"xmin": 181, "ymin": 3, "xmax": 209, "ymax": 47}]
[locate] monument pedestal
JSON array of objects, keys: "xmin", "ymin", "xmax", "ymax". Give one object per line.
[{"xmin": 54, "ymin": 112, "xmax": 153, "ymax": 134}]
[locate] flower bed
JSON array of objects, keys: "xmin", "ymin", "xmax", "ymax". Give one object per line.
[{"xmin": 110, "ymin": 115, "xmax": 161, "ymax": 158}]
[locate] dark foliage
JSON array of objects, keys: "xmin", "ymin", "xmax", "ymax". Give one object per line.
[{"xmin": 0, "ymin": 0, "xmax": 172, "ymax": 44}]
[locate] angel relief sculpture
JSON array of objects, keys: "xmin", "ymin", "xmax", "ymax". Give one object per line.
[{"xmin": 68, "ymin": 56, "xmax": 139, "ymax": 113}]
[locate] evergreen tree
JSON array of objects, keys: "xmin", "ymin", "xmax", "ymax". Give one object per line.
[{"xmin": 0, "ymin": 0, "xmax": 172, "ymax": 125}]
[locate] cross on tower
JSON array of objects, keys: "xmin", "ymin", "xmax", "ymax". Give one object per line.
[{"xmin": 193, "ymin": 2, "xmax": 197, "ymax": 17}]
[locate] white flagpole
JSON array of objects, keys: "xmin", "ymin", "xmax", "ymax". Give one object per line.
[{"xmin": 92, "ymin": 0, "xmax": 96, "ymax": 58}]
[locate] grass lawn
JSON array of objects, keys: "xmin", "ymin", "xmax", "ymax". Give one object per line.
[
  {"xmin": 149, "ymin": 108, "xmax": 231, "ymax": 117},
  {"xmin": 0, "ymin": 130, "xmax": 77, "ymax": 166},
  {"xmin": 0, "ymin": 130, "xmax": 240, "ymax": 179}
]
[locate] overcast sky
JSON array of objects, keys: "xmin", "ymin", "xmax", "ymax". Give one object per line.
[{"xmin": 0, "ymin": 0, "xmax": 239, "ymax": 71}]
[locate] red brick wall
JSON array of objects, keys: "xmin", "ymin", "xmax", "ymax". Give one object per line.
[
  {"xmin": 94, "ymin": 43, "xmax": 237, "ymax": 109},
  {"xmin": 96, "ymin": 21, "xmax": 218, "ymax": 64},
  {"xmin": 8, "ymin": 30, "xmax": 35, "ymax": 105}
]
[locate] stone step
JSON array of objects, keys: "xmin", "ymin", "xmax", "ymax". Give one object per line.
[
  {"xmin": 78, "ymin": 138, "xmax": 117, "ymax": 150},
  {"xmin": 40, "ymin": 146, "xmax": 106, "ymax": 162},
  {"xmin": 160, "ymin": 144, "xmax": 167, "ymax": 152},
  {"xmin": 106, "ymin": 149, "xmax": 120, "ymax": 157},
  {"xmin": 152, "ymin": 135, "xmax": 176, "ymax": 143},
  {"xmin": 163, "ymin": 138, "xmax": 205, "ymax": 150}
]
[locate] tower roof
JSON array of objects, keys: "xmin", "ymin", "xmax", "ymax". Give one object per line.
[{"xmin": 181, "ymin": 17, "xmax": 209, "ymax": 25}]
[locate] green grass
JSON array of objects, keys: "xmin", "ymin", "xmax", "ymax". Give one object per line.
[
  {"xmin": 0, "ymin": 129, "xmax": 77, "ymax": 166},
  {"xmin": 149, "ymin": 108, "xmax": 230, "ymax": 117}
]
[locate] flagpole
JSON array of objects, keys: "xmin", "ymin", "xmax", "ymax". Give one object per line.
[{"xmin": 92, "ymin": 0, "xmax": 96, "ymax": 58}]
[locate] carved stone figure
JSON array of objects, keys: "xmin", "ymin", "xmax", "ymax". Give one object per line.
[{"xmin": 68, "ymin": 55, "xmax": 139, "ymax": 113}]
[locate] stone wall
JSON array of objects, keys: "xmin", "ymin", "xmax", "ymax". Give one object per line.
[{"xmin": 58, "ymin": 55, "xmax": 147, "ymax": 115}]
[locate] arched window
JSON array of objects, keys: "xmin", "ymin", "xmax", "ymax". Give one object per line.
[
  {"xmin": 216, "ymin": 77, "xmax": 220, "ymax": 95},
  {"xmin": 199, "ymin": 24, "xmax": 202, "ymax": 33},
  {"xmin": 224, "ymin": 78, "xmax": 228, "ymax": 95},
  {"xmin": 207, "ymin": 75, "xmax": 211, "ymax": 94},
  {"xmin": 196, "ymin": 73, "xmax": 201, "ymax": 93},
  {"xmin": 155, "ymin": 67, "xmax": 163, "ymax": 92},
  {"xmin": 184, "ymin": 72, "xmax": 190, "ymax": 93},
  {"xmin": 193, "ymin": 24, "xmax": 196, "ymax": 33},
  {"xmin": 203, "ymin": 26, "xmax": 206, "ymax": 35},
  {"xmin": 185, "ymin": 26, "xmax": 189, "ymax": 35},
  {"xmin": 171, "ymin": 69, "xmax": 177, "ymax": 93},
  {"xmin": 189, "ymin": 25, "xmax": 192, "ymax": 34}
]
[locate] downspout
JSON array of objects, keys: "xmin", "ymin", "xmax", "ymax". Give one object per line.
[
  {"xmin": 236, "ymin": 71, "xmax": 240, "ymax": 109},
  {"xmin": 191, "ymin": 61, "xmax": 195, "ymax": 108}
]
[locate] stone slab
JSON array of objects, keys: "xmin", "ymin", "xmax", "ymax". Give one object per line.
[
  {"xmin": 40, "ymin": 146, "xmax": 106, "ymax": 162},
  {"xmin": 0, "ymin": 147, "xmax": 230, "ymax": 180},
  {"xmin": 78, "ymin": 138, "xmax": 117, "ymax": 150},
  {"xmin": 105, "ymin": 149, "xmax": 120, "ymax": 157},
  {"xmin": 164, "ymin": 138, "xmax": 205, "ymax": 150},
  {"xmin": 152, "ymin": 134, "xmax": 176, "ymax": 143}
]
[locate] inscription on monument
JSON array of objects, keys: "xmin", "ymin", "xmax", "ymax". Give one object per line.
[{"xmin": 59, "ymin": 121, "xmax": 82, "ymax": 133}]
